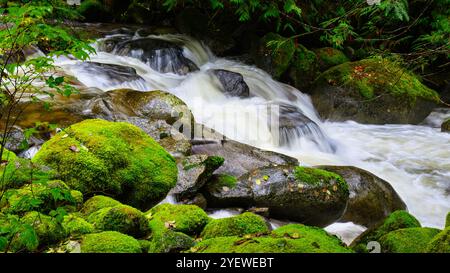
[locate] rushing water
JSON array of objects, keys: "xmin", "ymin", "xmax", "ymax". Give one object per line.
[{"xmin": 54, "ymin": 32, "xmax": 450, "ymax": 241}]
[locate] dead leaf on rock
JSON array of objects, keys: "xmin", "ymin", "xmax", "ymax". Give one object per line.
[{"xmin": 69, "ymin": 145, "xmax": 79, "ymax": 152}]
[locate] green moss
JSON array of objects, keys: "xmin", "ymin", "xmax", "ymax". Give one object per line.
[
  {"xmin": 0, "ymin": 147, "xmax": 17, "ymax": 189},
  {"xmin": 212, "ymin": 174, "xmax": 238, "ymax": 189},
  {"xmin": 260, "ymin": 33, "xmax": 295, "ymax": 78},
  {"xmin": 87, "ymin": 204, "xmax": 150, "ymax": 238},
  {"xmin": 147, "ymin": 203, "xmax": 210, "ymax": 236},
  {"xmin": 147, "ymin": 221, "xmax": 195, "ymax": 253},
  {"xmin": 81, "ymin": 195, "xmax": 122, "ymax": 215},
  {"xmin": 314, "ymin": 47, "xmax": 349, "ymax": 70},
  {"xmin": 379, "ymin": 227, "xmax": 440, "ymax": 253},
  {"xmin": 318, "ymin": 57, "xmax": 440, "ymax": 103},
  {"xmin": 80, "ymin": 231, "xmax": 142, "ymax": 253},
  {"xmin": 0, "ymin": 214, "xmax": 39, "ymax": 252},
  {"xmin": 446, "ymin": 212, "xmax": 450, "ymax": 228},
  {"xmin": 351, "ymin": 210, "xmax": 421, "ymax": 252},
  {"xmin": 33, "ymin": 119, "xmax": 178, "ymax": 210},
  {"xmin": 426, "ymin": 226, "xmax": 450, "ymax": 253},
  {"xmin": 2, "ymin": 180, "xmax": 81, "ymax": 215},
  {"xmin": 77, "ymin": 0, "xmax": 111, "ymax": 22},
  {"xmin": 62, "ymin": 214, "xmax": 94, "ymax": 235},
  {"xmin": 21, "ymin": 211, "xmax": 67, "ymax": 247},
  {"xmin": 190, "ymin": 224, "xmax": 352, "ymax": 253},
  {"xmin": 293, "ymin": 167, "xmax": 349, "ymax": 194},
  {"xmin": 200, "ymin": 212, "xmax": 269, "ymax": 240}
]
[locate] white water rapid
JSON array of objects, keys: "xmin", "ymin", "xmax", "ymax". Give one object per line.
[{"xmin": 54, "ymin": 32, "xmax": 450, "ymax": 242}]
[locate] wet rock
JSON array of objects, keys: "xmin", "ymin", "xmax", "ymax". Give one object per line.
[
  {"xmin": 85, "ymin": 89, "xmax": 193, "ymax": 125},
  {"xmin": 317, "ymin": 166, "xmax": 407, "ymax": 228},
  {"xmin": 211, "ymin": 69, "xmax": 250, "ymax": 98},
  {"xmin": 170, "ymin": 154, "xmax": 224, "ymax": 199},
  {"xmin": 203, "ymin": 165, "xmax": 350, "ymax": 227},
  {"xmin": 273, "ymin": 102, "xmax": 335, "ymax": 152},
  {"xmin": 100, "ymin": 37, "xmax": 198, "ymax": 75},
  {"xmin": 191, "ymin": 126, "xmax": 299, "ymax": 177},
  {"xmin": 77, "ymin": 62, "xmax": 144, "ymax": 84}
]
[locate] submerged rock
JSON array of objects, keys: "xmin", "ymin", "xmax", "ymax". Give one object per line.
[
  {"xmin": 99, "ymin": 37, "xmax": 198, "ymax": 75},
  {"xmin": 317, "ymin": 166, "xmax": 407, "ymax": 228},
  {"xmin": 33, "ymin": 119, "xmax": 178, "ymax": 211},
  {"xmin": 211, "ymin": 69, "xmax": 250, "ymax": 98},
  {"xmin": 203, "ymin": 165, "xmax": 349, "ymax": 227},
  {"xmin": 77, "ymin": 62, "xmax": 144, "ymax": 84},
  {"xmin": 311, "ymin": 57, "xmax": 440, "ymax": 124}
]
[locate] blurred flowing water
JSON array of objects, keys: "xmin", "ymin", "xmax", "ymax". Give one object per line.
[{"xmin": 54, "ymin": 31, "xmax": 450, "ymax": 242}]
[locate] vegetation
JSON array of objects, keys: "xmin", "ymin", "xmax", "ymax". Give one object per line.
[{"xmin": 201, "ymin": 212, "xmax": 269, "ymax": 239}]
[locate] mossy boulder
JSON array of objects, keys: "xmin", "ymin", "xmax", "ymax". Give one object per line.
[
  {"xmin": 80, "ymin": 231, "xmax": 142, "ymax": 253},
  {"xmin": 441, "ymin": 119, "xmax": 450, "ymax": 132},
  {"xmin": 378, "ymin": 227, "xmax": 441, "ymax": 253},
  {"xmin": 426, "ymin": 226, "xmax": 450, "ymax": 253},
  {"xmin": 287, "ymin": 44, "xmax": 319, "ymax": 90},
  {"xmin": 21, "ymin": 211, "xmax": 67, "ymax": 247},
  {"xmin": 77, "ymin": 0, "xmax": 112, "ymax": 22},
  {"xmin": 1, "ymin": 180, "xmax": 82, "ymax": 215},
  {"xmin": 311, "ymin": 57, "xmax": 440, "ymax": 124},
  {"xmin": 351, "ymin": 210, "xmax": 421, "ymax": 252},
  {"xmin": 313, "ymin": 47, "xmax": 349, "ymax": 71},
  {"xmin": 317, "ymin": 165, "xmax": 406, "ymax": 228},
  {"xmin": 253, "ymin": 33, "xmax": 295, "ymax": 79},
  {"xmin": 87, "ymin": 204, "xmax": 150, "ymax": 238},
  {"xmin": 446, "ymin": 212, "xmax": 450, "ymax": 228},
  {"xmin": 190, "ymin": 224, "xmax": 351, "ymax": 253},
  {"xmin": 33, "ymin": 119, "xmax": 178, "ymax": 210},
  {"xmin": 203, "ymin": 165, "xmax": 349, "ymax": 227},
  {"xmin": 62, "ymin": 214, "xmax": 94, "ymax": 236},
  {"xmin": 147, "ymin": 203, "xmax": 210, "ymax": 236},
  {"xmin": 80, "ymin": 195, "xmax": 122, "ymax": 215},
  {"xmin": 146, "ymin": 226, "xmax": 195, "ymax": 253},
  {"xmin": 200, "ymin": 212, "xmax": 270, "ymax": 239}
]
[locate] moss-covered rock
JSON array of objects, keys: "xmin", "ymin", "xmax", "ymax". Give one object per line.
[
  {"xmin": 351, "ymin": 210, "xmax": 421, "ymax": 252},
  {"xmin": 201, "ymin": 212, "xmax": 270, "ymax": 239},
  {"xmin": 80, "ymin": 195, "xmax": 122, "ymax": 215},
  {"xmin": 378, "ymin": 227, "xmax": 441, "ymax": 253},
  {"xmin": 190, "ymin": 224, "xmax": 351, "ymax": 253},
  {"xmin": 446, "ymin": 212, "xmax": 450, "ymax": 228},
  {"xmin": 33, "ymin": 119, "xmax": 178, "ymax": 210},
  {"xmin": 147, "ymin": 226, "xmax": 195, "ymax": 253},
  {"xmin": 1, "ymin": 180, "xmax": 82, "ymax": 215},
  {"xmin": 313, "ymin": 47, "xmax": 349, "ymax": 71},
  {"xmin": 0, "ymin": 156, "xmax": 56, "ymax": 190},
  {"xmin": 77, "ymin": 0, "xmax": 111, "ymax": 22},
  {"xmin": 288, "ymin": 44, "xmax": 318, "ymax": 90},
  {"xmin": 80, "ymin": 231, "xmax": 142, "ymax": 253},
  {"xmin": 311, "ymin": 57, "xmax": 440, "ymax": 124},
  {"xmin": 147, "ymin": 203, "xmax": 210, "ymax": 236},
  {"xmin": 87, "ymin": 204, "xmax": 150, "ymax": 238},
  {"xmin": 203, "ymin": 165, "xmax": 349, "ymax": 227},
  {"xmin": 441, "ymin": 119, "xmax": 450, "ymax": 132},
  {"xmin": 426, "ymin": 226, "xmax": 450, "ymax": 253},
  {"xmin": 62, "ymin": 214, "xmax": 94, "ymax": 236},
  {"xmin": 21, "ymin": 211, "xmax": 67, "ymax": 247},
  {"xmin": 253, "ymin": 33, "xmax": 295, "ymax": 78}
]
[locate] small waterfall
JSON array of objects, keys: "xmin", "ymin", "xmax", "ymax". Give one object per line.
[{"xmin": 54, "ymin": 29, "xmax": 450, "ymax": 230}]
